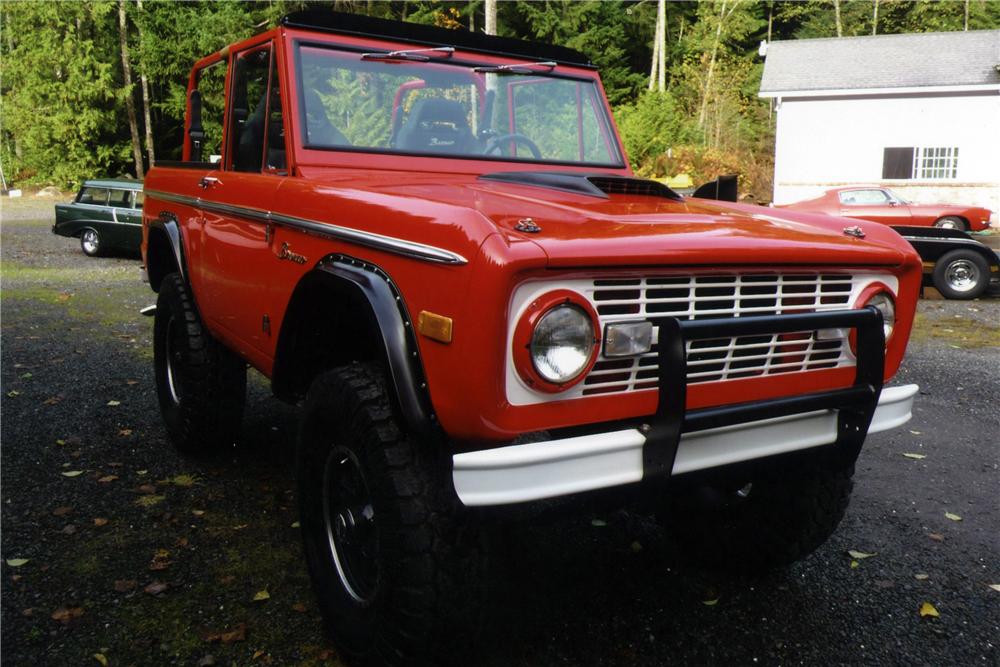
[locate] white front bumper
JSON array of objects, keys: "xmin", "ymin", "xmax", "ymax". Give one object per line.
[{"xmin": 452, "ymin": 384, "xmax": 919, "ymax": 507}]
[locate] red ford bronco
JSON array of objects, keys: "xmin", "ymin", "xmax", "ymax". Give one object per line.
[{"xmin": 142, "ymin": 11, "xmax": 921, "ymax": 664}]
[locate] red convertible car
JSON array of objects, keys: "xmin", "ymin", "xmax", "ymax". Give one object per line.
[{"xmin": 781, "ymin": 186, "xmax": 993, "ymax": 232}]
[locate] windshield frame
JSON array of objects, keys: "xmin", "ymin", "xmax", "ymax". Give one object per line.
[{"xmin": 289, "ymin": 38, "xmax": 627, "ymax": 171}]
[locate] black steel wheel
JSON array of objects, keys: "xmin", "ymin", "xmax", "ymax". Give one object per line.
[
  {"xmin": 932, "ymin": 249, "xmax": 990, "ymax": 300},
  {"xmin": 153, "ymin": 272, "xmax": 246, "ymax": 455},
  {"xmin": 297, "ymin": 363, "xmax": 486, "ymax": 666}
]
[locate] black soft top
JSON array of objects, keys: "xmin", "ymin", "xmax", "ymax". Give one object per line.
[{"xmin": 281, "ymin": 10, "xmax": 593, "ymax": 69}]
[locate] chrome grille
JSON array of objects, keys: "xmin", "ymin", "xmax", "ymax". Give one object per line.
[{"xmin": 582, "ymin": 273, "xmax": 856, "ymax": 396}]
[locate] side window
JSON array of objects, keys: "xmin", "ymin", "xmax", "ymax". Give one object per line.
[
  {"xmin": 229, "ymin": 45, "xmax": 275, "ymax": 173},
  {"xmin": 133, "ymin": 191, "xmax": 144, "ymax": 210},
  {"xmin": 107, "ymin": 189, "xmax": 131, "ymax": 208},
  {"xmin": 190, "ymin": 60, "xmax": 227, "ymax": 163},
  {"xmin": 840, "ymin": 189, "xmax": 888, "ymax": 205},
  {"xmin": 78, "ymin": 187, "xmax": 109, "ymax": 205}
]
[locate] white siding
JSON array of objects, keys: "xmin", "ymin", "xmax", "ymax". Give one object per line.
[{"xmin": 772, "ymin": 92, "xmax": 1000, "ymax": 212}]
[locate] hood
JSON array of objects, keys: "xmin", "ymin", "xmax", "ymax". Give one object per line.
[{"xmin": 470, "ymin": 177, "xmax": 910, "ymax": 268}]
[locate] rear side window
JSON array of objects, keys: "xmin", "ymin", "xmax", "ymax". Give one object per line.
[
  {"xmin": 78, "ymin": 187, "xmax": 109, "ymax": 205},
  {"xmin": 108, "ymin": 189, "xmax": 131, "ymax": 208},
  {"xmin": 134, "ymin": 191, "xmax": 144, "ymax": 210},
  {"xmin": 839, "ymin": 189, "xmax": 889, "ymax": 205}
]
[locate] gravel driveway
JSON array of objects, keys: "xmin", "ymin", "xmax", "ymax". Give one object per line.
[{"xmin": 3, "ymin": 198, "xmax": 998, "ymax": 666}]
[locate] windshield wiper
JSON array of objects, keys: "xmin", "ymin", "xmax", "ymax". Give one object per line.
[
  {"xmin": 361, "ymin": 46, "xmax": 455, "ymax": 62},
  {"xmin": 473, "ymin": 60, "xmax": 557, "ymax": 74}
]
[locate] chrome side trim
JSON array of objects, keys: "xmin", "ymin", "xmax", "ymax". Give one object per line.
[
  {"xmin": 144, "ymin": 189, "xmax": 468, "ymax": 266},
  {"xmin": 900, "ymin": 235, "xmax": 984, "ymax": 247}
]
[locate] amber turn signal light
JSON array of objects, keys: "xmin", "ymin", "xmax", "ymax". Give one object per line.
[{"xmin": 418, "ymin": 311, "xmax": 453, "ymax": 344}]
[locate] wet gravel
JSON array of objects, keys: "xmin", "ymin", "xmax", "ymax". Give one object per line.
[{"xmin": 2, "ymin": 199, "xmax": 998, "ymax": 666}]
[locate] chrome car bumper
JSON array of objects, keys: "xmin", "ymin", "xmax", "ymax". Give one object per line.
[{"xmin": 452, "ymin": 383, "xmax": 918, "ymax": 507}]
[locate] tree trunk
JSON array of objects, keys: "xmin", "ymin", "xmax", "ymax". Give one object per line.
[
  {"xmin": 698, "ymin": 0, "xmax": 729, "ymax": 130},
  {"xmin": 484, "ymin": 0, "xmax": 496, "ymax": 35},
  {"xmin": 136, "ymin": 0, "xmax": 155, "ymax": 166},
  {"xmin": 649, "ymin": 3, "xmax": 661, "ymax": 90},
  {"xmin": 964, "ymin": 0, "xmax": 969, "ymax": 30},
  {"xmin": 657, "ymin": 0, "xmax": 666, "ymax": 92},
  {"xmin": 118, "ymin": 0, "xmax": 144, "ymax": 179},
  {"xmin": 834, "ymin": 0, "xmax": 843, "ymax": 37},
  {"xmin": 872, "ymin": 0, "xmax": 879, "ymax": 36}
]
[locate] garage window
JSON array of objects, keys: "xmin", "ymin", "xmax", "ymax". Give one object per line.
[{"xmin": 883, "ymin": 146, "xmax": 959, "ymax": 180}]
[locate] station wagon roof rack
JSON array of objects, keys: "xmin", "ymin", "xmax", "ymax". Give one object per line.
[{"xmin": 280, "ymin": 10, "xmax": 594, "ymax": 69}]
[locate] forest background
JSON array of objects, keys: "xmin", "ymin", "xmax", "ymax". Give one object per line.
[{"xmin": 2, "ymin": 0, "xmax": 999, "ymax": 202}]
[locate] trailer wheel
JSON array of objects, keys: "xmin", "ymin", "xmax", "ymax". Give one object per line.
[{"xmin": 932, "ymin": 249, "xmax": 989, "ymax": 300}]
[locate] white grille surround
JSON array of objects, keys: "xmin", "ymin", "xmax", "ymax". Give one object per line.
[{"xmin": 505, "ymin": 272, "xmax": 898, "ymax": 406}]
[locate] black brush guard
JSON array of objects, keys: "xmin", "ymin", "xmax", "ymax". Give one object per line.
[{"xmin": 643, "ymin": 307, "xmax": 885, "ymax": 480}]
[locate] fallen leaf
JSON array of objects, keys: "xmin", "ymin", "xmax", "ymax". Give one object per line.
[
  {"xmin": 232, "ymin": 524, "xmax": 248, "ymax": 530},
  {"xmin": 291, "ymin": 602, "xmax": 307, "ymax": 613},
  {"xmin": 590, "ymin": 519, "xmax": 607, "ymax": 527},
  {"xmin": 55, "ymin": 439, "xmax": 66, "ymax": 446},
  {"xmin": 191, "ymin": 510, "xmax": 206, "ymax": 517},
  {"xmin": 252, "ymin": 589, "xmax": 270, "ymax": 602},
  {"xmin": 290, "ymin": 521, "xmax": 300, "ymax": 528},
  {"xmin": 848, "ymin": 550, "xmax": 877, "ymax": 560},
  {"xmin": 6, "ymin": 558, "xmax": 29, "ymax": 567},
  {"xmin": 914, "ymin": 573, "xmax": 929, "ymax": 581},
  {"xmin": 113, "ymin": 579, "xmax": 137, "ymax": 592},
  {"xmin": 850, "ymin": 560, "xmax": 860, "ymax": 569},
  {"xmin": 51, "ymin": 607, "xmax": 84, "ymax": 623},
  {"xmin": 93, "ymin": 653, "xmax": 109, "ymax": 666},
  {"xmin": 118, "ymin": 429, "xmax": 132, "ymax": 437},
  {"xmin": 97, "ymin": 475, "xmax": 118, "ymax": 484},
  {"xmin": 61, "ymin": 525, "xmax": 77, "ymax": 535},
  {"xmin": 198, "ymin": 655, "xmax": 217, "ymax": 667},
  {"xmin": 7, "ymin": 390, "xmax": 20, "ymax": 397},
  {"xmin": 902, "ymin": 453, "xmax": 926, "ymax": 460},
  {"xmin": 909, "ymin": 430, "xmax": 922, "ymax": 435},
  {"xmin": 944, "ymin": 512, "xmax": 962, "ymax": 522},
  {"xmin": 203, "ymin": 623, "xmax": 247, "ymax": 644},
  {"xmin": 61, "ymin": 471, "xmax": 84, "ymax": 478},
  {"xmin": 702, "ymin": 598, "xmax": 719, "ymax": 606},
  {"xmin": 928, "ymin": 533, "xmax": 945, "ymax": 542},
  {"xmin": 21, "ymin": 608, "xmax": 34, "ymax": 617},
  {"xmin": 919, "ymin": 601, "xmax": 940, "ymax": 618},
  {"xmin": 20, "ymin": 372, "xmax": 33, "ymax": 379},
  {"xmin": 136, "ymin": 470, "xmax": 148, "ymax": 476},
  {"xmin": 134, "ymin": 495, "xmax": 165, "ymax": 508},
  {"xmin": 170, "ymin": 474, "xmax": 197, "ymax": 487},
  {"xmin": 93, "ymin": 518, "xmax": 109, "ymax": 527},
  {"xmin": 252, "ymin": 650, "xmax": 265, "ymax": 660},
  {"xmin": 106, "ymin": 400, "xmax": 121, "ymax": 406},
  {"xmin": 125, "ymin": 379, "xmax": 139, "ymax": 386},
  {"xmin": 43, "ymin": 395, "xmax": 62, "ymax": 405},
  {"xmin": 53, "ymin": 506, "xmax": 73, "ymax": 516},
  {"xmin": 137, "ymin": 484, "xmax": 157, "ymax": 494},
  {"xmin": 144, "ymin": 581, "xmax": 169, "ymax": 595},
  {"xmin": 988, "ymin": 584, "xmax": 1000, "ymax": 593},
  {"xmin": 149, "ymin": 549, "xmax": 172, "ymax": 571}
]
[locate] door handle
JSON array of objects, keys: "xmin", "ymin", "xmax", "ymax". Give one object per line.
[{"xmin": 199, "ymin": 176, "xmax": 222, "ymax": 189}]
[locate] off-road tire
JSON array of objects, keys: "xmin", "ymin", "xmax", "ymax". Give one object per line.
[
  {"xmin": 659, "ymin": 463, "xmax": 854, "ymax": 574},
  {"xmin": 297, "ymin": 363, "xmax": 485, "ymax": 666},
  {"xmin": 932, "ymin": 249, "xmax": 990, "ymax": 300},
  {"xmin": 153, "ymin": 272, "xmax": 246, "ymax": 455}
]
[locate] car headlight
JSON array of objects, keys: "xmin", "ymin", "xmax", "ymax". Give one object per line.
[
  {"xmin": 531, "ymin": 305, "xmax": 595, "ymax": 383},
  {"xmin": 865, "ymin": 291, "xmax": 895, "ymax": 342},
  {"xmin": 513, "ymin": 291, "xmax": 599, "ymax": 392}
]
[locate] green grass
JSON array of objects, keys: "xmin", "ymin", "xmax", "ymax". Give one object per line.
[{"xmin": 910, "ymin": 311, "xmax": 1000, "ymax": 348}]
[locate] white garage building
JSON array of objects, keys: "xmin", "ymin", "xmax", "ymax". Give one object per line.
[{"xmin": 759, "ymin": 30, "xmax": 1000, "ymax": 212}]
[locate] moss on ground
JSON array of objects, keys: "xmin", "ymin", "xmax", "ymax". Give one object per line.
[{"xmin": 910, "ymin": 311, "xmax": 1000, "ymax": 348}]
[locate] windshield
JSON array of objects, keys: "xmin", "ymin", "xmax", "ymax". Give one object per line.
[{"xmin": 295, "ymin": 44, "xmax": 623, "ymax": 167}]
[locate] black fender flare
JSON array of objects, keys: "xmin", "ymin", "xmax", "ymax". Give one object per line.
[
  {"xmin": 146, "ymin": 212, "xmax": 186, "ymax": 290},
  {"xmin": 273, "ymin": 254, "xmax": 434, "ymax": 437}
]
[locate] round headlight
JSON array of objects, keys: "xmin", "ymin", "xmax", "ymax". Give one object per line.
[
  {"xmin": 866, "ymin": 292, "xmax": 895, "ymax": 342},
  {"xmin": 530, "ymin": 304, "xmax": 596, "ymax": 384}
]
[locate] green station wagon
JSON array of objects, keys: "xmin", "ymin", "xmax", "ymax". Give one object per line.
[{"xmin": 53, "ymin": 179, "xmax": 144, "ymax": 256}]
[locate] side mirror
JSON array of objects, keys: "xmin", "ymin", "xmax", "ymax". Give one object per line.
[{"xmin": 692, "ymin": 174, "xmax": 738, "ymax": 202}]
